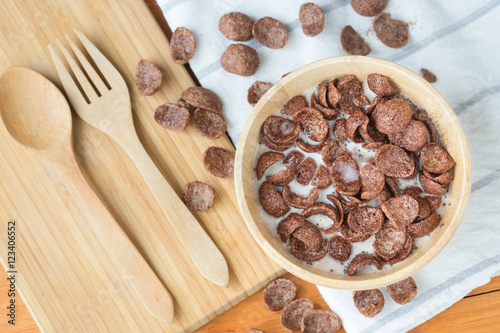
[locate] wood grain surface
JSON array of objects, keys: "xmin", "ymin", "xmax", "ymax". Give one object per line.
[{"xmin": 0, "ymin": 0, "xmax": 283, "ymax": 332}]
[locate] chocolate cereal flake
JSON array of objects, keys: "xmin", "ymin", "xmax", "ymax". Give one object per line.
[
  {"xmin": 372, "ymin": 98, "xmax": 412, "ymax": 134},
  {"xmin": 283, "ymin": 150, "xmax": 305, "ymax": 167},
  {"xmin": 367, "ymin": 73, "xmax": 396, "ymax": 97},
  {"xmin": 360, "ymin": 164, "xmax": 385, "ymax": 200},
  {"xmin": 202, "ymin": 146, "xmax": 234, "ymax": 178},
  {"xmin": 327, "ymin": 80, "xmax": 342, "ymax": 108},
  {"xmin": 263, "ymin": 278, "xmax": 297, "ymax": 311},
  {"xmin": 292, "ymin": 221, "xmax": 323, "ymax": 252},
  {"xmin": 426, "ymin": 196, "xmax": 441, "ymax": 211},
  {"xmin": 248, "ymin": 81, "xmax": 273, "ymax": 107},
  {"xmin": 266, "ymin": 165, "xmax": 298, "ymax": 187},
  {"xmin": 283, "ymin": 185, "xmax": 318, "ymax": 209},
  {"xmin": 311, "ymin": 165, "xmax": 332, "ymax": 189},
  {"xmin": 345, "ymin": 110, "xmax": 367, "ymax": 143},
  {"xmin": 294, "ymin": 108, "xmax": 329, "ymax": 142},
  {"xmin": 331, "ymin": 155, "xmax": 361, "ymax": 196},
  {"xmin": 253, "ymin": 17, "xmax": 289, "ymax": 49},
  {"xmin": 373, "ymin": 220, "xmax": 408, "ymax": 260},
  {"xmin": 329, "ymin": 235, "xmax": 352, "ymax": 262},
  {"xmin": 182, "ymin": 181, "xmax": 214, "ymax": 211},
  {"xmin": 193, "ymin": 108, "xmax": 227, "ymax": 139},
  {"xmin": 373, "ymin": 13, "xmax": 409, "ymax": 49},
  {"xmin": 382, "ymin": 235, "xmax": 413, "ymax": 265},
  {"xmin": 135, "ymin": 59, "xmax": 162, "ymax": 96},
  {"xmin": 221, "ymin": 44, "xmax": 260, "ymax": 76},
  {"xmin": 219, "ymin": 12, "xmax": 254, "ymax": 41},
  {"xmin": 423, "ymin": 170, "xmax": 454, "ymax": 185},
  {"xmin": 381, "ymin": 195, "xmax": 419, "ymax": 228},
  {"xmin": 296, "ymin": 130, "xmax": 330, "ymax": 152},
  {"xmin": 317, "ymin": 83, "xmax": 329, "ymax": 108},
  {"xmin": 321, "ymin": 140, "xmax": 350, "ymax": 166},
  {"xmin": 261, "ymin": 131, "xmax": 295, "ymax": 151},
  {"xmin": 301, "ymin": 310, "xmax": 342, "ymax": 333},
  {"xmin": 353, "ymin": 289, "xmax": 385, "ymax": 317},
  {"xmin": 421, "ymin": 68, "xmax": 437, "ymax": 83},
  {"xmin": 407, "ymin": 212, "xmax": 440, "ymax": 238},
  {"xmin": 419, "ymin": 172, "xmax": 447, "ymax": 195},
  {"xmin": 388, "ymin": 120, "xmax": 428, "ymax": 151},
  {"xmin": 333, "ymin": 118, "xmax": 349, "ymax": 141},
  {"xmin": 403, "ymin": 186, "xmax": 423, "ymax": 198},
  {"xmin": 314, "ymin": 102, "xmax": 339, "ymax": 120},
  {"xmin": 282, "ymin": 95, "xmax": 309, "ymax": 117},
  {"xmin": 375, "ymin": 144, "xmax": 415, "ymax": 178},
  {"xmin": 387, "ymin": 277, "xmax": 418, "ymax": 305},
  {"xmin": 326, "ymin": 194, "xmax": 345, "ymax": 227},
  {"xmin": 347, "ymin": 254, "xmax": 382, "ymax": 276},
  {"xmin": 263, "ymin": 115, "xmax": 300, "ymax": 143},
  {"xmin": 341, "ymin": 221, "xmax": 371, "ymax": 243},
  {"xmin": 420, "ymin": 143, "xmax": 455, "ymax": 174},
  {"xmin": 259, "ymin": 181, "xmax": 290, "ymax": 217},
  {"xmin": 302, "ymin": 202, "xmax": 341, "ymax": 234},
  {"xmin": 341, "ymin": 25, "xmax": 371, "ymax": 56},
  {"xmin": 416, "ymin": 196, "xmax": 432, "ymax": 220},
  {"xmin": 352, "ymin": 0, "xmax": 388, "ymax": 17},
  {"xmin": 354, "ymin": 94, "xmax": 370, "ymax": 106},
  {"xmin": 170, "ymin": 27, "xmax": 196, "ymax": 65},
  {"xmin": 299, "ymin": 2, "xmax": 325, "ymax": 37},
  {"xmin": 280, "ymin": 298, "xmax": 314, "ymax": 333},
  {"xmin": 296, "ymin": 157, "xmax": 317, "ymax": 185},
  {"xmin": 256, "ymin": 152, "xmax": 285, "ymax": 180},
  {"xmin": 347, "ymin": 206, "xmax": 385, "ymax": 235},
  {"xmin": 181, "ymin": 87, "xmax": 223, "ymax": 114},
  {"xmin": 290, "ymin": 236, "xmax": 329, "ymax": 262},
  {"xmin": 278, "ymin": 213, "xmax": 305, "ymax": 242},
  {"xmin": 359, "ymin": 115, "xmax": 386, "ymax": 143},
  {"xmin": 154, "ymin": 103, "xmax": 190, "ymax": 132}
]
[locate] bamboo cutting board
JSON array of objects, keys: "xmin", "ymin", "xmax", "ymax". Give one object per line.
[{"xmin": 0, "ymin": 0, "xmax": 284, "ymax": 332}]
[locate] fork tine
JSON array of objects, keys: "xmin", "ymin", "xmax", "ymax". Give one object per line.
[
  {"xmin": 56, "ymin": 39, "xmax": 98, "ymax": 102},
  {"xmin": 48, "ymin": 43, "xmax": 89, "ymax": 110},
  {"xmin": 74, "ymin": 29, "xmax": 127, "ymax": 91},
  {"xmin": 65, "ymin": 33, "xmax": 108, "ymax": 95}
]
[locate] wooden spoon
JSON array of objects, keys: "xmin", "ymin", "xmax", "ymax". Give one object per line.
[{"xmin": 0, "ymin": 67, "xmax": 174, "ymax": 323}]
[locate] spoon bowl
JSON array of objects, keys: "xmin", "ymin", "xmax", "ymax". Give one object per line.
[{"xmin": 0, "ymin": 67, "xmax": 72, "ymax": 151}]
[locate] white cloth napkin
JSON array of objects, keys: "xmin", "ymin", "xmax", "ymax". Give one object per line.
[{"xmin": 158, "ymin": 0, "xmax": 500, "ymax": 332}]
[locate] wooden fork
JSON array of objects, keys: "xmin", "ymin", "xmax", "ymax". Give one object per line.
[{"xmin": 49, "ymin": 31, "xmax": 228, "ymax": 286}]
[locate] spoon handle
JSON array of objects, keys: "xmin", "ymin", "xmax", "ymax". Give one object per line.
[
  {"xmin": 62, "ymin": 162, "xmax": 175, "ymax": 323},
  {"xmin": 120, "ymin": 133, "xmax": 229, "ymax": 288}
]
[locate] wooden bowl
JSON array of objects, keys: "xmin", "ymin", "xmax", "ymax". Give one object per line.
[{"xmin": 235, "ymin": 56, "xmax": 471, "ymax": 289}]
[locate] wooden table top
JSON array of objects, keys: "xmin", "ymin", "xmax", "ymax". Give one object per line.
[{"xmin": 1, "ymin": 1, "xmax": 499, "ymax": 332}]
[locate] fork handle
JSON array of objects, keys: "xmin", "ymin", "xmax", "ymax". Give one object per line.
[
  {"xmin": 62, "ymin": 160, "xmax": 175, "ymax": 323},
  {"xmin": 120, "ymin": 133, "xmax": 229, "ymax": 287}
]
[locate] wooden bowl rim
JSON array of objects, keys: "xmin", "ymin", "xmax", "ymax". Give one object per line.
[{"xmin": 235, "ymin": 56, "xmax": 471, "ymax": 289}]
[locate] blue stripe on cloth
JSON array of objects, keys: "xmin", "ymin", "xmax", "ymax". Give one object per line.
[
  {"xmin": 455, "ymin": 83, "xmax": 500, "ymax": 115},
  {"xmin": 388, "ymin": 0, "xmax": 500, "ymax": 62},
  {"xmin": 196, "ymin": 0, "xmax": 350, "ymax": 80},
  {"xmin": 472, "ymin": 168, "xmax": 500, "ymax": 193},
  {"xmin": 361, "ymin": 253, "xmax": 500, "ymax": 333}
]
